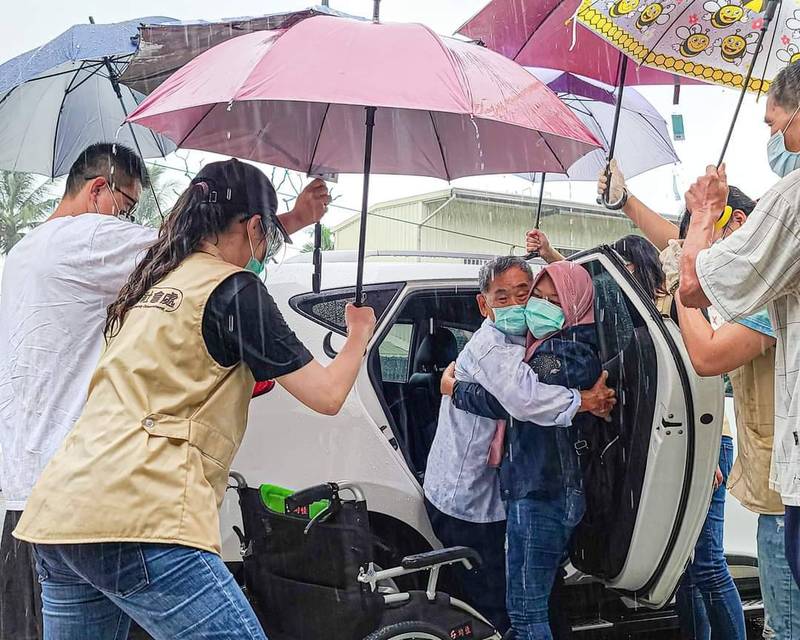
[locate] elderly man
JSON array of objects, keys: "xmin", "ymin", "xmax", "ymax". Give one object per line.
[
  {"xmin": 0, "ymin": 143, "xmax": 330, "ymax": 639},
  {"xmin": 679, "ymin": 60, "xmax": 800, "ymax": 591}
]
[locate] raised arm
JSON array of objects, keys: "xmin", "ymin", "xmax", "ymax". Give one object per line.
[
  {"xmin": 599, "ymin": 160, "xmax": 680, "ymax": 251},
  {"xmin": 675, "ymin": 294, "xmax": 776, "ymax": 376},
  {"xmin": 278, "ymin": 304, "xmax": 375, "ymax": 415}
]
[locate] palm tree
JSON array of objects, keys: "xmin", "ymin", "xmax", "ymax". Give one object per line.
[
  {"xmin": 136, "ymin": 163, "xmax": 185, "ymax": 228},
  {"xmin": 301, "ymin": 224, "xmax": 334, "ymax": 252},
  {"xmin": 0, "ymin": 171, "xmax": 58, "ymax": 254}
]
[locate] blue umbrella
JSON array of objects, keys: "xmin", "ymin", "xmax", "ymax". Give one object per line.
[
  {"xmin": 0, "ymin": 16, "xmax": 177, "ymax": 178},
  {"xmin": 517, "ymin": 67, "xmax": 679, "ymax": 239}
]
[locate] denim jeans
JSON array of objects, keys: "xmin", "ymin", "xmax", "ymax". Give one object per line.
[
  {"xmin": 758, "ymin": 514, "xmax": 800, "ymax": 639},
  {"xmin": 33, "ymin": 542, "xmax": 266, "ymax": 640},
  {"xmin": 675, "ymin": 436, "xmax": 746, "ymax": 640},
  {"xmin": 785, "ymin": 506, "xmax": 800, "ymax": 591},
  {"xmin": 506, "ymin": 493, "xmax": 580, "ymax": 640}
]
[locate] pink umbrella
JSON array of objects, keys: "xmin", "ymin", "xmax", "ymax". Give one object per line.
[
  {"xmin": 457, "ymin": 0, "xmax": 694, "ymax": 86},
  {"xmin": 458, "ymin": 0, "xmax": 701, "ymax": 206},
  {"xmin": 129, "ymin": 15, "xmax": 599, "ymax": 300}
]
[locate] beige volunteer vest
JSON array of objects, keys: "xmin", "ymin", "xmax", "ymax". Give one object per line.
[
  {"xmin": 15, "ymin": 250, "xmax": 255, "ymax": 554},
  {"xmin": 728, "ymin": 346, "xmax": 783, "ymax": 515}
]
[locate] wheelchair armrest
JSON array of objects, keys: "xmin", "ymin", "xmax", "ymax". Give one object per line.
[{"xmin": 401, "ymin": 546, "xmax": 483, "ymax": 571}]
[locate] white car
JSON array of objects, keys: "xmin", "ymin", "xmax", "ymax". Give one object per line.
[{"xmin": 219, "ymin": 247, "xmax": 763, "ymax": 635}]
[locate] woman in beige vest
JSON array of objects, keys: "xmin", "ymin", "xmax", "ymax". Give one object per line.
[{"xmin": 12, "ymin": 159, "xmax": 376, "ymax": 640}]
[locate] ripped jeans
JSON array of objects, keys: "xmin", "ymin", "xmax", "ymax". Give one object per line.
[{"xmin": 506, "ymin": 490, "xmax": 583, "ymax": 640}]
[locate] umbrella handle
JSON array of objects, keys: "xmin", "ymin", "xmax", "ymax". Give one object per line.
[
  {"xmin": 312, "ymin": 222, "xmax": 322, "ymax": 293},
  {"xmin": 597, "ymin": 54, "xmax": 628, "ymax": 208}
]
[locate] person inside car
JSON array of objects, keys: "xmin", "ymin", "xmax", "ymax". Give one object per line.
[
  {"xmin": 438, "ymin": 260, "xmax": 609, "ymax": 640},
  {"xmin": 12, "ymin": 159, "xmax": 376, "ymax": 640},
  {"xmin": 424, "ymin": 256, "xmax": 615, "ymax": 636}
]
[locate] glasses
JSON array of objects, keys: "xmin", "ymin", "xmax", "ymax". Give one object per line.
[
  {"xmin": 84, "ymin": 175, "xmax": 139, "ymax": 222},
  {"xmin": 106, "ymin": 185, "xmax": 139, "ymax": 223},
  {"xmin": 247, "ymin": 215, "xmax": 284, "ymax": 261}
]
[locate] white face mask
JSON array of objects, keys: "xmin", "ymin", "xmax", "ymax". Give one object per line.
[{"xmin": 768, "ymin": 105, "xmax": 800, "ymax": 178}]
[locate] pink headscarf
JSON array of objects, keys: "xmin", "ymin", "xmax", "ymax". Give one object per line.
[
  {"xmin": 524, "ymin": 261, "xmax": 595, "ymax": 361},
  {"xmin": 487, "ymin": 261, "xmax": 595, "ymax": 467}
]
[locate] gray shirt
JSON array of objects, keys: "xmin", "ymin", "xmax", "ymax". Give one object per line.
[
  {"xmin": 423, "ymin": 319, "xmax": 581, "ymax": 523},
  {"xmin": 696, "ymin": 170, "xmax": 800, "ymax": 505}
]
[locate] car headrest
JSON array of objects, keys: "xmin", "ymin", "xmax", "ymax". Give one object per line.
[{"xmin": 413, "ymin": 328, "xmax": 458, "ymax": 374}]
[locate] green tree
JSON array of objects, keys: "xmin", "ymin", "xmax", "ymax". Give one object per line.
[
  {"xmin": 0, "ymin": 171, "xmax": 58, "ymax": 253},
  {"xmin": 136, "ymin": 163, "xmax": 185, "ymax": 228},
  {"xmin": 301, "ymin": 224, "xmax": 334, "ymax": 252}
]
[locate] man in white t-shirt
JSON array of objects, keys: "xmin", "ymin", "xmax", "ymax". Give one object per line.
[{"xmin": 0, "ymin": 143, "xmax": 330, "ymax": 639}]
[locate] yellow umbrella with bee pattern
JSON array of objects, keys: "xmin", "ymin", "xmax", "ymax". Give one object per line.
[{"xmin": 578, "ymin": 0, "xmax": 792, "ymax": 161}]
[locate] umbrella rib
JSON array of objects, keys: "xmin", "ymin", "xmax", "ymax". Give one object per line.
[
  {"xmin": 125, "ymin": 83, "xmax": 169, "ymax": 158},
  {"xmin": 757, "ymin": 15, "xmax": 782, "ymax": 97},
  {"xmin": 512, "ymin": 2, "xmax": 564, "ymax": 61},
  {"xmin": 307, "ymin": 103, "xmax": 332, "ymax": 175},
  {"xmin": 51, "ymin": 60, "xmax": 89, "ymax": 178},
  {"xmin": 429, "ymin": 112, "xmax": 451, "ymax": 182},
  {"xmin": 0, "ymin": 62, "xmax": 104, "ymax": 91},
  {"xmin": 539, "ymin": 133, "xmax": 567, "ymax": 174},
  {"xmin": 177, "ymin": 104, "xmax": 217, "ymax": 148},
  {"xmin": 585, "ymin": 111, "xmax": 612, "ymax": 149}
]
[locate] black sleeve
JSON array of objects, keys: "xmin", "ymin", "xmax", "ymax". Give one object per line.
[
  {"xmin": 202, "ymin": 272, "xmax": 314, "ymax": 380},
  {"xmin": 452, "ymin": 381, "xmax": 508, "ymax": 420}
]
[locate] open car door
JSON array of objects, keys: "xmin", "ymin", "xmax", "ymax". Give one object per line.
[{"xmin": 569, "ymin": 246, "xmax": 723, "ymax": 608}]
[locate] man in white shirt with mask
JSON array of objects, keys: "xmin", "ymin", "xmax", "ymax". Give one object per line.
[
  {"xmin": 680, "ymin": 60, "xmax": 800, "ymax": 593},
  {"xmin": 0, "ymin": 143, "xmax": 329, "ymax": 639}
]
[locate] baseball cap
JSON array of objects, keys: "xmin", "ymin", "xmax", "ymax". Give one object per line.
[{"xmin": 191, "ymin": 158, "xmax": 290, "ymax": 243}]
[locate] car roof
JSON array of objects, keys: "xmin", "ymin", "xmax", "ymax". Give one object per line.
[{"xmin": 272, "ymin": 250, "xmax": 544, "ymax": 290}]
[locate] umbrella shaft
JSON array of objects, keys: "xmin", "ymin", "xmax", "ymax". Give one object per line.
[
  {"xmin": 717, "ymin": 0, "xmax": 778, "ymax": 166},
  {"xmin": 607, "ymin": 55, "xmax": 628, "ymax": 161},
  {"xmin": 355, "ymin": 106, "xmax": 377, "ymax": 305},
  {"xmin": 534, "ymin": 172, "xmax": 546, "ymax": 229}
]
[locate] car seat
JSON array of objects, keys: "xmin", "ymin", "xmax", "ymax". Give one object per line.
[{"xmin": 406, "ymin": 327, "xmax": 458, "ymax": 476}]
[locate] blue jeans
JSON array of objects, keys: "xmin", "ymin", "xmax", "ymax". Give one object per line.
[
  {"xmin": 758, "ymin": 514, "xmax": 800, "ymax": 639},
  {"xmin": 33, "ymin": 542, "xmax": 266, "ymax": 640},
  {"xmin": 506, "ymin": 493, "xmax": 581, "ymax": 640},
  {"xmin": 785, "ymin": 506, "xmax": 800, "ymax": 592},
  {"xmin": 675, "ymin": 436, "xmax": 746, "ymax": 640}
]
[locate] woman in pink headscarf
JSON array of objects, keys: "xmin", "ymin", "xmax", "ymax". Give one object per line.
[{"xmin": 450, "ymin": 261, "xmax": 602, "ymax": 640}]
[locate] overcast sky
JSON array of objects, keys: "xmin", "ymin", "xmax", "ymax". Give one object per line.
[{"xmin": 0, "ymin": 0, "xmax": 782, "ymax": 244}]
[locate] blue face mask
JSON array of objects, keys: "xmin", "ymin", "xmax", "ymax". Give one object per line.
[
  {"xmin": 768, "ymin": 105, "xmax": 800, "ymax": 178},
  {"xmin": 492, "ymin": 304, "xmax": 528, "ymax": 336},
  {"xmin": 525, "ymin": 297, "xmax": 565, "ymax": 339}
]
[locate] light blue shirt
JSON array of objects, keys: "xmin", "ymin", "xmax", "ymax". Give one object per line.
[
  {"xmin": 423, "ymin": 319, "xmax": 581, "ymax": 523},
  {"xmin": 736, "ymin": 309, "xmax": 776, "ymax": 339}
]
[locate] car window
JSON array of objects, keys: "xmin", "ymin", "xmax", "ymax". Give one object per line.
[
  {"xmin": 378, "ymin": 323, "xmax": 413, "ymax": 383},
  {"xmin": 290, "ymin": 282, "xmax": 405, "ymax": 336},
  {"xmin": 442, "ymin": 326, "xmax": 473, "ymax": 353}
]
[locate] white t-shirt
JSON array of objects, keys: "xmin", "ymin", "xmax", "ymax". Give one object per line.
[
  {"xmin": 0, "ymin": 214, "xmax": 157, "ymax": 510},
  {"xmin": 696, "ymin": 169, "xmax": 800, "ymax": 506}
]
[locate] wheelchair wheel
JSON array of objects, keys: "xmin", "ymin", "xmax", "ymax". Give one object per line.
[{"xmin": 363, "ymin": 621, "xmax": 450, "ymax": 640}]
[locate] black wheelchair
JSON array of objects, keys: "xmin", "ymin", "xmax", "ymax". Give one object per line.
[{"xmin": 229, "ymin": 472, "xmax": 501, "ymax": 640}]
